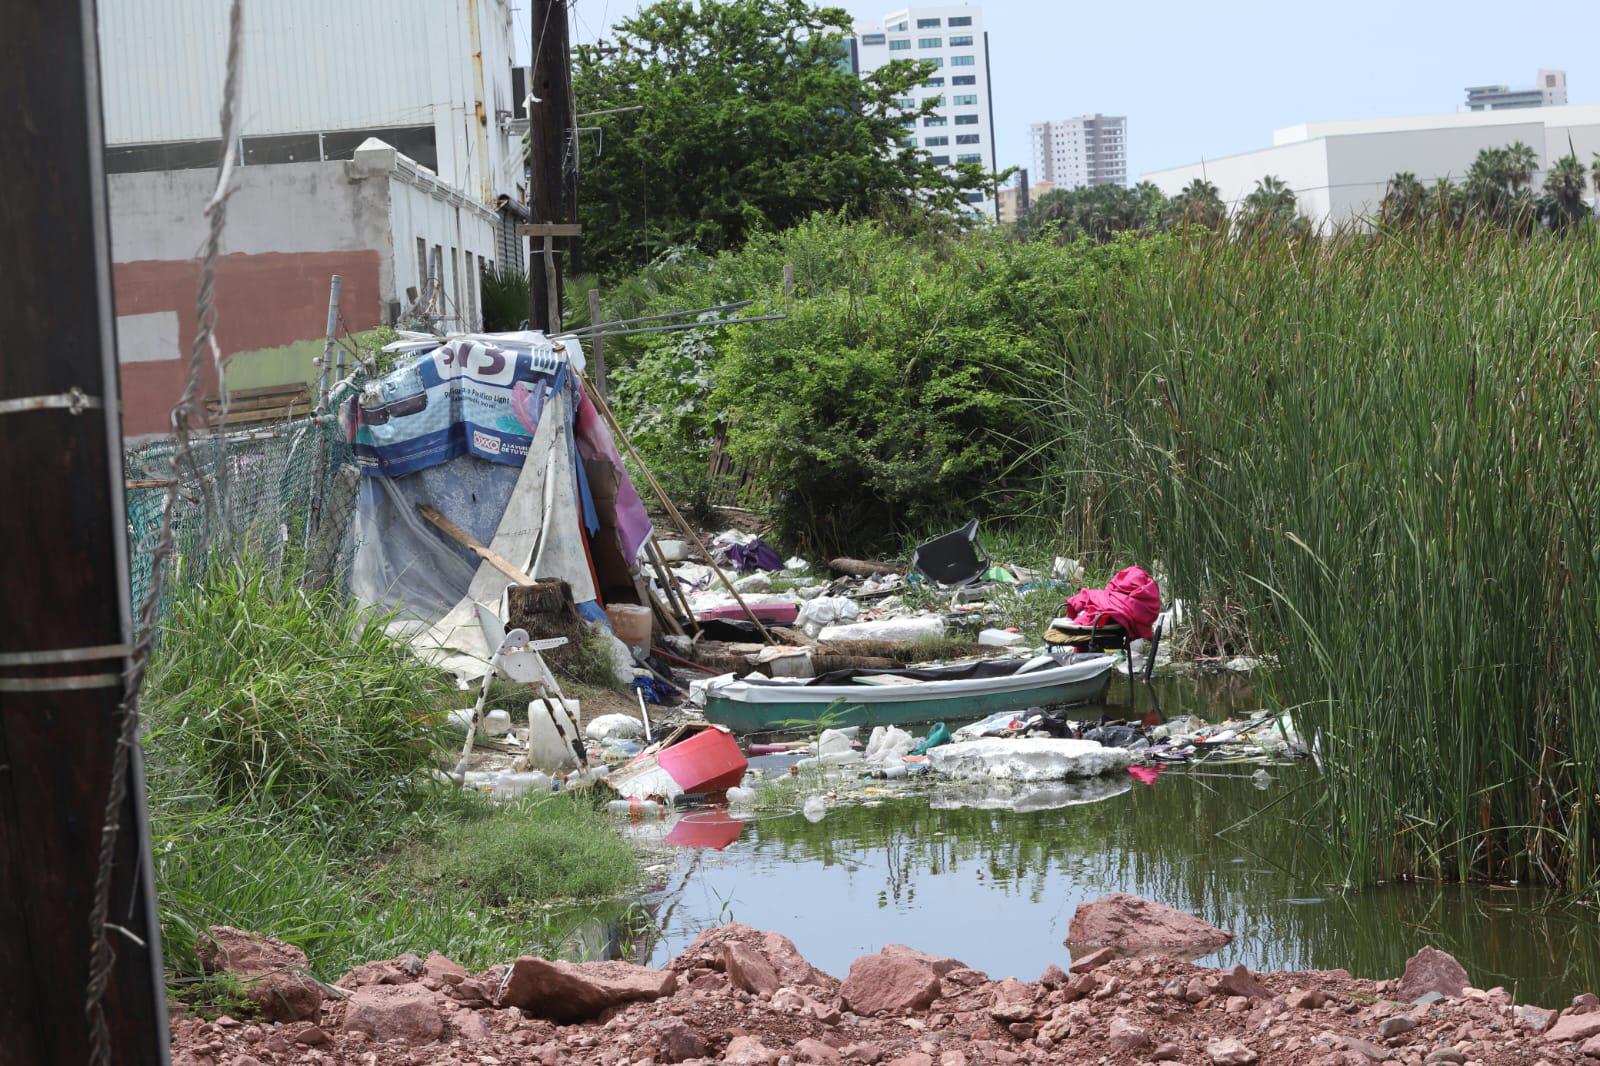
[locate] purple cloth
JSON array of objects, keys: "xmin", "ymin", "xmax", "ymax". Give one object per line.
[{"xmin": 723, "ymin": 539, "xmax": 784, "ymax": 572}]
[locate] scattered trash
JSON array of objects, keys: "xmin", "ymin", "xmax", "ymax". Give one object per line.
[
  {"xmin": 608, "ymin": 724, "xmax": 748, "ymax": 803},
  {"xmin": 801, "ymin": 795, "xmax": 828, "ymax": 822},
  {"xmin": 817, "ymin": 615, "xmax": 945, "ymax": 642},
  {"xmin": 1127, "ymin": 765, "xmax": 1163, "ymax": 786},
  {"xmin": 482, "ymin": 709, "xmax": 513, "ymax": 736},
  {"xmin": 655, "ymin": 539, "xmax": 691, "ymax": 563},
  {"xmin": 926, "ymin": 737, "xmax": 1135, "ymax": 782},
  {"xmin": 795, "ymin": 595, "xmax": 859, "ymax": 637},
  {"xmin": 864, "ymin": 725, "xmax": 916, "ymax": 764},
  {"xmin": 978, "ymin": 627, "xmax": 1026, "ymax": 648},
  {"xmin": 732, "ymin": 571, "xmax": 772, "ymax": 593},
  {"xmin": 910, "ymin": 519, "xmax": 988, "ymax": 586},
  {"xmin": 910, "ymin": 722, "xmax": 952, "ymax": 756},
  {"xmin": 608, "ymin": 798, "xmax": 666, "ymax": 819},
  {"xmin": 1251, "ymin": 768, "xmax": 1273, "ymax": 790},
  {"xmin": 587, "ymin": 713, "xmax": 646, "ymax": 742}
]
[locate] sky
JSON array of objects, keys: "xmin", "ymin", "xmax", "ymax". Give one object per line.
[{"xmin": 523, "ymin": 0, "xmax": 1600, "ymax": 183}]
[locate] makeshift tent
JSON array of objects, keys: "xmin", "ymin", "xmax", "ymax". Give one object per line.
[{"xmin": 345, "ymin": 330, "xmax": 654, "ymax": 678}]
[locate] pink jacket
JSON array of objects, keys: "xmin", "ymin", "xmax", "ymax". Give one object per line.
[{"xmin": 1063, "ymin": 566, "xmax": 1162, "ymax": 641}]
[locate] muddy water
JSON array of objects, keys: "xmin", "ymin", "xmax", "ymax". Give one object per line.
[{"xmin": 604, "ymin": 678, "xmax": 1600, "ymax": 1006}]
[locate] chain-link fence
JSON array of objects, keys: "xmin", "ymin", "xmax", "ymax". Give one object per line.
[{"xmin": 124, "ymin": 417, "xmax": 361, "ymax": 627}]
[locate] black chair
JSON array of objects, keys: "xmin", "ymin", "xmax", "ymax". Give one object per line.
[{"xmin": 1047, "ymin": 612, "xmax": 1164, "ymax": 723}]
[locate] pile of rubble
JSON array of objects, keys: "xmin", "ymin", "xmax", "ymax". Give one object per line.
[{"xmin": 173, "ymin": 896, "xmax": 1600, "ymax": 1065}]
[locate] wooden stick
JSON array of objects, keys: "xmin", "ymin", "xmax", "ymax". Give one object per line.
[
  {"xmin": 577, "ymin": 373, "xmax": 774, "ymax": 643},
  {"xmin": 416, "ymin": 503, "xmax": 536, "ymax": 587},
  {"xmin": 646, "ymin": 536, "xmax": 700, "ymax": 633}
]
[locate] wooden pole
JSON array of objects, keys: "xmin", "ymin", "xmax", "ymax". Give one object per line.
[
  {"xmin": 527, "ymin": 0, "xmax": 574, "ymax": 333},
  {"xmin": 577, "ymin": 374, "xmax": 775, "ymax": 643},
  {"xmin": 0, "ymin": 4, "xmax": 167, "ymax": 1061},
  {"xmin": 588, "ymin": 287, "xmax": 607, "ymax": 399}
]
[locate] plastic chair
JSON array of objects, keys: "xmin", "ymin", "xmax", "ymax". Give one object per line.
[{"xmin": 909, "ymin": 518, "xmax": 989, "ymax": 586}]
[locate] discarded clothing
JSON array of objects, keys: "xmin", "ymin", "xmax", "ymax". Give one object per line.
[
  {"xmin": 1061, "ymin": 566, "xmax": 1161, "ymax": 641},
  {"xmin": 721, "ymin": 537, "xmax": 784, "ymax": 573}
]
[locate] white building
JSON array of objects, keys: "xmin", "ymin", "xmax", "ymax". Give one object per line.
[
  {"xmin": 96, "ymin": 0, "xmax": 528, "ymax": 436},
  {"xmin": 854, "ymin": 5, "xmax": 997, "ymax": 216},
  {"xmin": 1029, "ymin": 115, "xmax": 1127, "ymax": 189},
  {"xmin": 1142, "ymin": 104, "xmax": 1600, "ymax": 232},
  {"xmin": 1465, "ymin": 69, "xmax": 1568, "ymax": 112}
]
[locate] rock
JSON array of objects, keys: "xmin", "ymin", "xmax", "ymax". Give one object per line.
[
  {"xmin": 1336, "ymin": 1034, "xmax": 1388, "ymax": 1061},
  {"xmin": 290, "ymin": 1025, "xmax": 330, "ymax": 1046},
  {"xmin": 1066, "ymin": 894, "xmax": 1234, "ymax": 953},
  {"xmin": 722, "ymin": 942, "xmax": 782, "ymax": 997},
  {"xmin": 421, "ymin": 952, "xmax": 466, "ymax": 986},
  {"xmin": 1061, "ymin": 972, "xmax": 1097, "ymax": 1002},
  {"xmin": 1581, "ymin": 1034, "xmax": 1600, "ymax": 1059},
  {"xmin": 724, "ymin": 1035, "xmax": 777, "ymax": 1064},
  {"xmin": 1393, "ymin": 947, "xmax": 1470, "ymax": 1002},
  {"xmin": 1574, "ymin": 993, "xmax": 1600, "ymax": 1014},
  {"xmin": 338, "ymin": 959, "xmax": 417, "ymax": 989},
  {"xmin": 448, "ymin": 977, "xmax": 492, "ymax": 1007},
  {"xmin": 453, "ymin": 1011, "xmax": 491, "ymax": 1041},
  {"xmin": 342, "ymin": 985, "xmax": 444, "ymax": 1045},
  {"xmin": 881, "ymin": 944, "xmax": 967, "ymax": 978},
  {"xmin": 1006, "ymin": 1022, "xmax": 1035, "ymax": 1040},
  {"xmin": 1108, "ymin": 1017, "xmax": 1152, "ymax": 1052},
  {"xmin": 1516, "ymin": 1005, "xmax": 1558, "ymax": 1035},
  {"xmin": 1038, "ymin": 964, "xmax": 1069, "ymax": 989},
  {"xmin": 651, "ymin": 1018, "xmax": 709, "ymax": 1063},
  {"xmin": 840, "ymin": 952, "xmax": 942, "ymax": 1016},
  {"xmin": 1224, "ymin": 995, "xmax": 1249, "ymax": 1013},
  {"xmin": 1378, "ymin": 1015, "xmax": 1417, "ymax": 1040},
  {"xmin": 672, "ymin": 923, "xmax": 837, "ymax": 990},
  {"xmin": 1206, "ymin": 1037, "xmax": 1258, "ymax": 1065},
  {"xmin": 1184, "ymin": 976, "xmax": 1211, "ymax": 1004},
  {"xmin": 927, "ymin": 737, "xmax": 1133, "ymax": 782},
  {"xmin": 1068, "ymin": 947, "xmax": 1115, "ymax": 974},
  {"xmin": 842, "ymin": 1042, "xmax": 885, "ymax": 1063},
  {"xmin": 1217, "ymin": 964, "xmax": 1268, "ymax": 999},
  {"xmin": 497, "ymin": 957, "xmax": 677, "ymax": 1022},
  {"xmin": 1153, "ymin": 1041, "xmax": 1182, "ymax": 1061},
  {"xmin": 794, "ymin": 1037, "xmax": 843, "ymax": 1063},
  {"xmin": 886, "ymin": 1055, "xmax": 933, "ymax": 1066},
  {"xmin": 938, "ymin": 1052, "xmax": 968, "ymax": 1066},
  {"xmin": 1546, "ymin": 1012, "xmax": 1600, "ymax": 1044},
  {"xmin": 1423, "ymin": 1050, "xmax": 1465, "ymax": 1065},
  {"xmin": 195, "ymin": 926, "xmax": 323, "ymax": 1023},
  {"xmin": 1287, "ymin": 987, "xmax": 1328, "ymax": 1010},
  {"xmin": 990, "ymin": 999, "xmax": 1035, "ymax": 1023}
]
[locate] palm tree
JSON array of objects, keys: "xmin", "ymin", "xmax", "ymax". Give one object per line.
[
  {"xmin": 1237, "ymin": 175, "xmax": 1300, "ymax": 236},
  {"xmin": 1505, "ymin": 141, "xmax": 1539, "ymax": 192},
  {"xmin": 1541, "ymin": 153, "xmax": 1591, "ymax": 231},
  {"xmin": 1381, "ymin": 171, "xmax": 1427, "ymax": 227},
  {"xmin": 1166, "ymin": 178, "xmax": 1227, "ymax": 231}
]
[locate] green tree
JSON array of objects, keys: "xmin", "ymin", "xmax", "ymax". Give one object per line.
[
  {"xmin": 1380, "ymin": 171, "xmax": 1427, "ymax": 227},
  {"xmin": 1541, "ymin": 153, "xmax": 1592, "ymax": 231},
  {"xmin": 1164, "ymin": 178, "xmax": 1227, "ymax": 231},
  {"xmin": 1019, "ymin": 182, "xmax": 1167, "ymax": 243},
  {"xmin": 572, "ymin": 0, "xmax": 997, "ymax": 273},
  {"xmin": 1235, "ymin": 175, "xmax": 1306, "ymax": 237}
]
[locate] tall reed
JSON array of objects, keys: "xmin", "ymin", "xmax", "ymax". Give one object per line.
[{"xmin": 1039, "ymin": 227, "xmax": 1600, "ymax": 891}]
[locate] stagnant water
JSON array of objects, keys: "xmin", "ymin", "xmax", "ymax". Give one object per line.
[{"xmin": 565, "ymin": 678, "xmax": 1600, "ymax": 1006}]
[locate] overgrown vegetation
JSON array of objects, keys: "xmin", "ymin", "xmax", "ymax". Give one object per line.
[
  {"xmin": 605, "ymin": 213, "xmax": 1600, "ymax": 894},
  {"xmin": 145, "ymin": 562, "xmax": 641, "ymax": 995}
]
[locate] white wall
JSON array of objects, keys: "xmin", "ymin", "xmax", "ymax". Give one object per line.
[
  {"xmin": 98, "ymin": 0, "xmax": 521, "ymax": 204},
  {"xmin": 1144, "ymin": 139, "xmax": 1330, "ymax": 221}
]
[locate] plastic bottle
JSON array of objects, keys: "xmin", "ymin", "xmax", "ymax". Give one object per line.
[
  {"xmin": 491, "ymin": 771, "xmax": 553, "ymax": 801},
  {"xmin": 607, "ymin": 799, "xmax": 664, "ymax": 819}
]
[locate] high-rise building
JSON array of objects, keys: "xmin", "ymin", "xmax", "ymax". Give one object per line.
[
  {"xmin": 1029, "ymin": 115, "xmax": 1128, "ymax": 189},
  {"xmin": 1465, "ymin": 69, "xmax": 1568, "ymax": 112},
  {"xmin": 854, "ymin": 5, "xmax": 997, "ymax": 216}
]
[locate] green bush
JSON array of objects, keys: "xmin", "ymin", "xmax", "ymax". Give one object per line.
[{"xmin": 609, "ymin": 214, "xmax": 1162, "ymax": 553}]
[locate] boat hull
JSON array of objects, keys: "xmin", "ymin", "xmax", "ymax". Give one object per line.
[{"xmin": 703, "ymin": 658, "xmax": 1116, "ymax": 734}]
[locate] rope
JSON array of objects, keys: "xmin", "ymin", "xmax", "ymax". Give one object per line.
[{"xmin": 83, "ymin": 2, "xmax": 244, "ymax": 1060}]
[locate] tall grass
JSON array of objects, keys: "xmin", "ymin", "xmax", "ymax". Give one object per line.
[
  {"xmin": 1039, "ymin": 227, "xmax": 1600, "ymax": 891},
  {"xmin": 144, "ymin": 561, "xmax": 641, "ymax": 989}
]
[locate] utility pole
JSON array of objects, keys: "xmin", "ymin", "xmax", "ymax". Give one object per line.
[
  {"xmin": 1, "ymin": 3, "xmax": 168, "ymax": 1064},
  {"xmin": 527, "ymin": 0, "xmax": 576, "ymax": 332}
]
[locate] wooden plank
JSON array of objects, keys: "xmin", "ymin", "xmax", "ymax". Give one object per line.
[
  {"xmin": 225, "ymin": 383, "xmax": 311, "ymax": 400},
  {"xmin": 416, "ymin": 503, "xmax": 536, "ymax": 587},
  {"xmin": 517, "ymin": 222, "xmax": 583, "ymax": 238}
]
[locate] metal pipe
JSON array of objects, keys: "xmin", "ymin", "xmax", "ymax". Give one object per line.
[
  {"xmin": 580, "ymin": 314, "xmax": 786, "ymax": 340},
  {"xmin": 569, "ymin": 300, "xmax": 753, "ymax": 333}
]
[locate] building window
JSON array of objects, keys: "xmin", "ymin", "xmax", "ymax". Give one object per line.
[
  {"xmin": 860, "ymin": 32, "xmax": 886, "ymax": 45},
  {"xmin": 930, "ymin": 154, "xmax": 950, "ymax": 164},
  {"xmin": 925, "ymin": 136, "xmax": 948, "ymax": 146},
  {"xmin": 916, "ymin": 17, "xmax": 941, "ymax": 27},
  {"xmin": 1546, "ymin": 73, "xmax": 1557, "ymax": 86},
  {"xmin": 895, "ymin": 97, "xmax": 915, "ymax": 108},
  {"xmin": 955, "ymin": 114, "xmax": 979, "ymax": 125},
  {"xmin": 963, "ymin": 192, "xmax": 983, "ymax": 203},
  {"xmin": 921, "ymin": 77, "xmax": 944, "ymax": 87},
  {"xmin": 889, "ymin": 38, "xmax": 911, "ymax": 50},
  {"xmin": 948, "ymin": 16, "xmax": 972, "ymax": 27},
  {"xmin": 953, "ymin": 94, "xmax": 977, "ymax": 105},
  {"xmin": 924, "ymin": 56, "xmax": 943, "ymax": 67},
  {"xmin": 958, "ymin": 153, "xmax": 982, "ymax": 163},
  {"xmin": 950, "ymin": 54, "xmax": 975, "ymax": 66},
  {"xmin": 949, "ymin": 34, "xmax": 974, "ymax": 46},
  {"xmin": 956, "ymin": 133, "xmax": 980, "ymax": 144},
  {"xmin": 924, "ymin": 116, "xmax": 946, "ymax": 127},
  {"xmin": 415, "ymin": 238, "xmax": 428, "ymax": 295},
  {"xmin": 918, "ymin": 36, "xmax": 942, "ymax": 48},
  {"xmin": 952, "ymin": 74, "xmax": 976, "ymax": 85},
  {"xmin": 464, "ymin": 252, "xmax": 477, "ymax": 328},
  {"xmin": 889, "ymin": 19, "xmax": 908, "ymax": 30}
]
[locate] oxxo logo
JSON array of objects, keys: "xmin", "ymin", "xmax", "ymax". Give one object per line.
[{"xmin": 472, "ymin": 430, "xmax": 502, "ymax": 454}]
